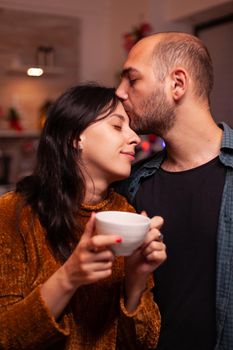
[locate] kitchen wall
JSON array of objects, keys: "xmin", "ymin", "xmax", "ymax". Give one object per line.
[
  {"xmin": 0, "ymin": 0, "xmax": 232, "ymax": 187},
  {"xmin": 0, "ymin": 0, "xmax": 154, "ymax": 130},
  {"xmin": 0, "ymin": 0, "xmax": 152, "ymax": 86},
  {"xmin": 0, "ymin": 0, "xmax": 231, "ymax": 127},
  {"xmin": 167, "ymin": 0, "xmax": 232, "ymax": 21},
  {"xmin": 0, "ymin": 8, "xmax": 79, "ymax": 130}
]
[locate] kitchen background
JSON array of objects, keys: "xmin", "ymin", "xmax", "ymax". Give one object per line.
[{"xmin": 0, "ymin": 0, "xmax": 232, "ymax": 193}]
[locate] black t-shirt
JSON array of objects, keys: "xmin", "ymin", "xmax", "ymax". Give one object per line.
[{"xmin": 134, "ymin": 156, "xmax": 226, "ymax": 350}]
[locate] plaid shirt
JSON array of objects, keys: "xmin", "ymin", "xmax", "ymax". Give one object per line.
[{"xmin": 118, "ymin": 122, "xmax": 233, "ymax": 350}]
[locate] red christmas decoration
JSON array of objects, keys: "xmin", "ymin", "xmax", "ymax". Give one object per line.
[
  {"xmin": 123, "ymin": 22, "xmax": 153, "ymax": 53},
  {"xmin": 7, "ymin": 107, "xmax": 23, "ymax": 131}
]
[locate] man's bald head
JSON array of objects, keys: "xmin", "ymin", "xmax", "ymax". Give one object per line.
[{"xmin": 133, "ymin": 32, "xmax": 214, "ymax": 101}]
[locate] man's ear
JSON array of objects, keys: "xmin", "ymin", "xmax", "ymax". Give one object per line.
[{"xmin": 170, "ymin": 68, "xmax": 188, "ymax": 101}]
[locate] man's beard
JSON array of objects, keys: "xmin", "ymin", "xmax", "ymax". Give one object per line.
[{"xmin": 128, "ymin": 89, "xmax": 176, "ymax": 137}]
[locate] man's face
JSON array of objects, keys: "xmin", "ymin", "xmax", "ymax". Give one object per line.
[{"xmin": 116, "ymin": 41, "xmax": 176, "ymax": 137}]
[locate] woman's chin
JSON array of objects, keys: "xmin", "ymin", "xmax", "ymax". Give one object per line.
[{"xmin": 111, "ymin": 172, "xmax": 131, "ymax": 184}]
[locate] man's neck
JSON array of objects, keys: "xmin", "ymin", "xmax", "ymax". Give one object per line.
[{"xmin": 161, "ymin": 117, "xmax": 223, "ymax": 172}]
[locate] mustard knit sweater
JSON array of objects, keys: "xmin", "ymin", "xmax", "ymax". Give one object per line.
[{"xmin": 0, "ymin": 190, "xmax": 160, "ymax": 350}]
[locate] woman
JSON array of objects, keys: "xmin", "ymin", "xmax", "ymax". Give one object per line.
[{"xmin": 0, "ymin": 83, "xmax": 166, "ymax": 349}]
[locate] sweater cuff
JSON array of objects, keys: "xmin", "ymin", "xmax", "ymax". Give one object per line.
[
  {"xmin": 0, "ymin": 285, "xmax": 71, "ymax": 349},
  {"xmin": 20, "ymin": 285, "xmax": 70, "ymax": 347},
  {"xmin": 36, "ymin": 285, "xmax": 70, "ymax": 335},
  {"xmin": 119, "ymin": 274, "xmax": 154, "ymax": 317}
]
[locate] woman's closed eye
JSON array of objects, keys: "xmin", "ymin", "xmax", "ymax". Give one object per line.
[{"xmin": 113, "ymin": 124, "xmax": 122, "ymax": 131}]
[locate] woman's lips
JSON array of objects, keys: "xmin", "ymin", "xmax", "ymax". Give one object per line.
[{"xmin": 120, "ymin": 151, "xmax": 135, "ymax": 161}]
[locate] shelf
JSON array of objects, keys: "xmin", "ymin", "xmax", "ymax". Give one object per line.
[
  {"xmin": 7, "ymin": 65, "xmax": 65, "ymax": 76},
  {"xmin": 0, "ymin": 130, "xmax": 40, "ymax": 139}
]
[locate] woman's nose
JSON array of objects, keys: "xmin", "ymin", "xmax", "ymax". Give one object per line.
[{"xmin": 129, "ymin": 131, "xmax": 141, "ymax": 146}]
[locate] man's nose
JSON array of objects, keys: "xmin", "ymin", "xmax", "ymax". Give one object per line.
[{"xmin": 116, "ymin": 82, "xmax": 128, "ymax": 100}]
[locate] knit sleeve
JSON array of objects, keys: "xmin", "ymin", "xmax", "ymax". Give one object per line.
[
  {"xmin": 119, "ymin": 275, "xmax": 161, "ymax": 349},
  {"xmin": 0, "ymin": 286, "xmax": 70, "ymax": 349},
  {"xmin": 0, "ymin": 193, "xmax": 70, "ymax": 349}
]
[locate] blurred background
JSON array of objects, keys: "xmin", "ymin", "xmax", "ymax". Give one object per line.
[{"xmin": 0, "ymin": 0, "xmax": 232, "ymax": 193}]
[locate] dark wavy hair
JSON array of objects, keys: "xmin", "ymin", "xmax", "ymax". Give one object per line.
[{"xmin": 16, "ymin": 83, "xmax": 119, "ymax": 260}]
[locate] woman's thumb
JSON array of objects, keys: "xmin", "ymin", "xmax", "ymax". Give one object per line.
[{"xmin": 83, "ymin": 212, "xmax": 96, "ymax": 238}]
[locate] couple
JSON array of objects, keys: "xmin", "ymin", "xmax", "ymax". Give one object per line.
[{"xmin": 0, "ymin": 31, "xmax": 232, "ymax": 350}]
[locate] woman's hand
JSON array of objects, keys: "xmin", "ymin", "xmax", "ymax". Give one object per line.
[
  {"xmin": 64, "ymin": 212, "xmax": 122, "ymax": 288},
  {"xmin": 125, "ymin": 215, "xmax": 166, "ymax": 276},
  {"xmin": 124, "ymin": 214, "xmax": 166, "ymax": 312},
  {"xmin": 40, "ymin": 213, "xmax": 122, "ymax": 319}
]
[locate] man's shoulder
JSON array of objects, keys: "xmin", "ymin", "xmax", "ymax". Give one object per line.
[
  {"xmin": 220, "ymin": 122, "xmax": 233, "ymax": 149},
  {"xmin": 131, "ymin": 150, "xmax": 165, "ymax": 174},
  {"xmin": 114, "ymin": 149, "xmax": 165, "ymax": 202}
]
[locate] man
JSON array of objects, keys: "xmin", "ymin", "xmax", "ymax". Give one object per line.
[{"xmin": 116, "ymin": 32, "xmax": 233, "ymax": 350}]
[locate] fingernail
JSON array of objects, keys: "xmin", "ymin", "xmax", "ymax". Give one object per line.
[{"xmin": 116, "ymin": 238, "xmax": 122, "ymax": 243}]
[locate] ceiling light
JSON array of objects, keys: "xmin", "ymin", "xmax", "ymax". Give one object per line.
[{"xmin": 27, "ymin": 67, "xmax": 43, "ymax": 77}]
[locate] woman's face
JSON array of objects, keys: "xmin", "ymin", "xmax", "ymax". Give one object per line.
[{"xmin": 77, "ymin": 102, "xmax": 141, "ymax": 184}]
